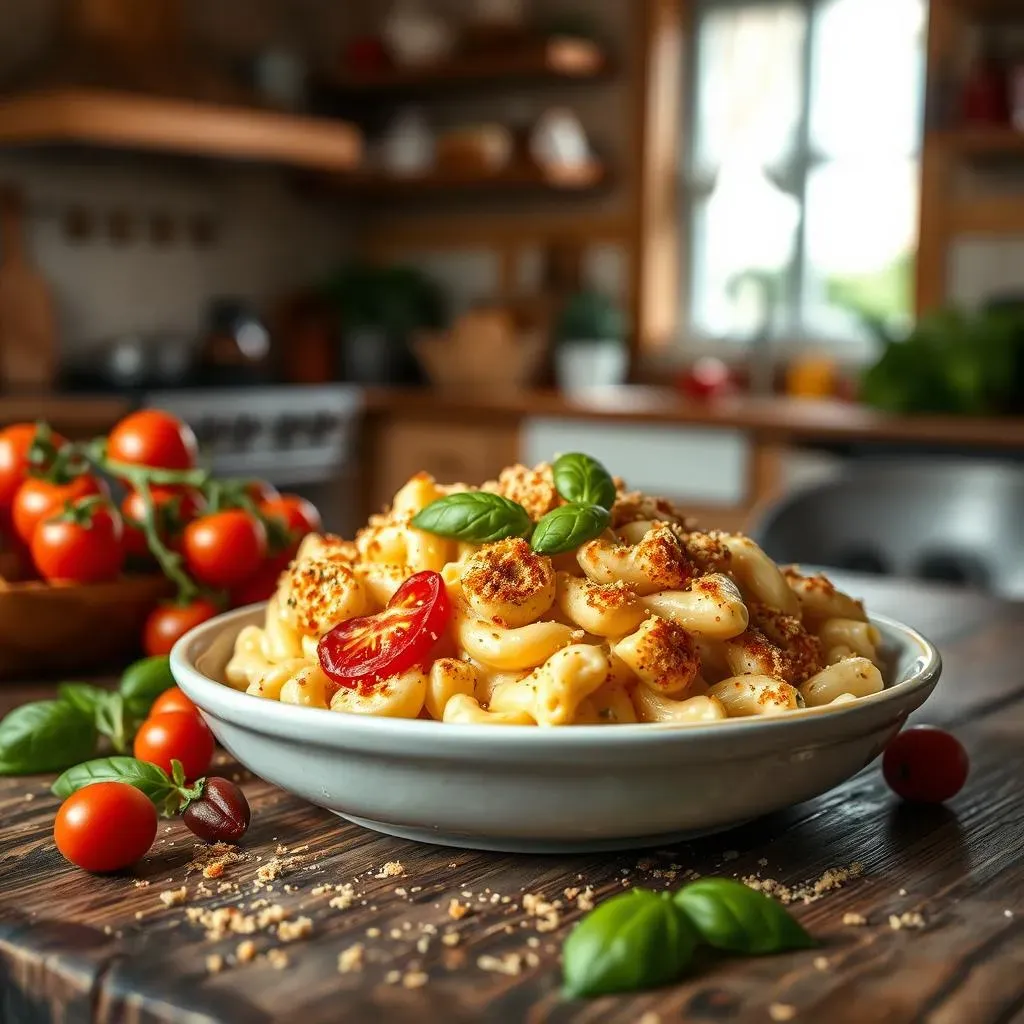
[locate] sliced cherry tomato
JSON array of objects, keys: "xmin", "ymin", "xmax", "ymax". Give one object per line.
[
  {"xmin": 143, "ymin": 599, "xmax": 219, "ymax": 657},
  {"xmin": 121, "ymin": 486, "xmax": 205, "ymax": 559},
  {"xmin": 245, "ymin": 479, "xmax": 280, "ymax": 505},
  {"xmin": 882, "ymin": 726, "xmax": 969, "ymax": 803},
  {"xmin": 0, "ymin": 423, "xmax": 68, "ymax": 509},
  {"xmin": 54, "ymin": 782, "xmax": 157, "ymax": 873},
  {"xmin": 149, "ymin": 686, "xmax": 199, "ymax": 718},
  {"xmin": 12, "ymin": 473, "xmax": 108, "ymax": 546},
  {"xmin": 134, "ymin": 710, "xmax": 215, "ymax": 779},
  {"xmin": 182, "ymin": 510, "xmax": 267, "ymax": 589},
  {"xmin": 260, "ymin": 494, "xmax": 322, "ymax": 555},
  {"xmin": 318, "ymin": 570, "xmax": 451, "ymax": 690},
  {"xmin": 31, "ymin": 500, "xmax": 124, "ymax": 584},
  {"xmin": 107, "ymin": 410, "xmax": 198, "ymax": 471}
]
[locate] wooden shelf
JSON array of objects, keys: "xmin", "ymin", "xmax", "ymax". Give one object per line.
[
  {"xmin": 950, "ymin": 195, "xmax": 1024, "ymax": 233},
  {"xmin": 328, "ymin": 162, "xmax": 608, "ymax": 198},
  {"xmin": 333, "ymin": 38, "xmax": 611, "ymax": 95},
  {"xmin": 0, "ymin": 88, "xmax": 362, "ymax": 172},
  {"xmin": 931, "ymin": 127, "xmax": 1024, "ymax": 158}
]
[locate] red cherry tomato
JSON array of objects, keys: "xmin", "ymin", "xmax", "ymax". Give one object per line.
[
  {"xmin": 261, "ymin": 494, "xmax": 323, "ymax": 554},
  {"xmin": 134, "ymin": 710, "xmax": 215, "ymax": 779},
  {"xmin": 31, "ymin": 501, "xmax": 124, "ymax": 584},
  {"xmin": 182, "ymin": 511, "xmax": 267, "ymax": 589},
  {"xmin": 12, "ymin": 473, "xmax": 108, "ymax": 546},
  {"xmin": 54, "ymin": 782, "xmax": 157, "ymax": 873},
  {"xmin": 319, "ymin": 570, "xmax": 451, "ymax": 691},
  {"xmin": 121, "ymin": 486, "xmax": 206, "ymax": 559},
  {"xmin": 245, "ymin": 479, "xmax": 280, "ymax": 505},
  {"xmin": 143, "ymin": 599, "xmax": 219, "ymax": 657},
  {"xmin": 230, "ymin": 557, "xmax": 286, "ymax": 607},
  {"xmin": 882, "ymin": 726, "xmax": 969, "ymax": 803},
  {"xmin": 676, "ymin": 357, "xmax": 735, "ymax": 400},
  {"xmin": 107, "ymin": 410, "xmax": 198, "ymax": 471},
  {"xmin": 0, "ymin": 423, "xmax": 68, "ymax": 509},
  {"xmin": 149, "ymin": 686, "xmax": 199, "ymax": 718}
]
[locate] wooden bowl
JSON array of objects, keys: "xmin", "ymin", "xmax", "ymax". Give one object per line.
[{"xmin": 0, "ymin": 575, "xmax": 173, "ymax": 680}]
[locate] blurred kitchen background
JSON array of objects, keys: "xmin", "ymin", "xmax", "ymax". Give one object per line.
[{"xmin": 2, "ymin": 0, "xmax": 1024, "ymax": 596}]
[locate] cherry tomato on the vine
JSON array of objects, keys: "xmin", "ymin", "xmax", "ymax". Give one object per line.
[
  {"xmin": 260, "ymin": 494, "xmax": 322, "ymax": 555},
  {"xmin": 183, "ymin": 510, "xmax": 267, "ymax": 589},
  {"xmin": 107, "ymin": 410, "xmax": 198, "ymax": 471},
  {"xmin": 245, "ymin": 479, "xmax": 280, "ymax": 505},
  {"xmin": 143, "ymin": 598, "xmax": 219, "ymax": 657},
  {"xmin": 0, "ymin": 423, "xmax": 68, "ymax": 509},
  {"xmin": 54, "ymin": 782, "xmax": 157, "ymax": 872},
  {"xmin": 134, "ymin": 710, "xmax": 215, "ymax": 779},
  {"xmin": 149, "ymin": 686, "xmax": 198, "ymax": 719},
  {"xmin": 12, "ymin": 473, "xmax": 108, "ymax": 546},
  {"xmin": 882, "ymin": 726, "xmax": 969, "ymax": 803},
  {"xmin": 318, "ymin": 570, "xmax": 451, "ymax": 691},
  {"xmin": 229, "ymin": 557, "xmax": 286, "ymax": 607},
  {"xmin": 121, "ymin": 486, "xmax": 205, "ymax": 559},
  {"xmin": 31, "ymin": 501, "xmax": 124, "ymax": 584}
]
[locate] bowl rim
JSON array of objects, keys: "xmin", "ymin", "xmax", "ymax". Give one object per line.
[{"xmin": 171, "ymin": 603, "xmax": 942, "ymax": 751}]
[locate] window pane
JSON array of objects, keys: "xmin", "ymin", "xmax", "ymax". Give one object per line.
[
  {"xmin": 809, "ymin": 0, "xmax": 926, "ymax": 158},
  {"xmin": 692, "ymin": 3, "xmax": 807, "ymax": 176},
  {"xmin": 801, "ymin": 158, "xmax": 918, "ymax": 339}
]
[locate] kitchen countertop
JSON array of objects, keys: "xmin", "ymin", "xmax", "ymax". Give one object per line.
[
  {"xmin": 2, "ymin": 575, "xmax": 1023, "ymax": 1024},
  {"xmin": 363, "ymin": 387, "xmax": 1024, "ymax": 449}
]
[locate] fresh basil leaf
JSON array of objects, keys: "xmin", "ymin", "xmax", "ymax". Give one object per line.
[
  {"xmin": 553, "ymin": 452, "xmax": 617, "ymax": 510},
  {"xmin": 0, "ymin": 701, "xmax": 97, "ymax": 776},
  {"xmin": 57, "ymin": 682, "xmax": 110, "ymax": 717},
  {"xmin": 674, "ymin": 879, "xmax": 815, "ymax": 954},
  {"xmin": 531, "ymin": 503, "xmax": 610, "ymax": 555},
  {"xmin": 411, "ymin": 492, "xmax": 533, "ymax": 543},
  {"xmin": 52, "ymin": 756, "xmax": 173, "ymax": 803},
  {"xmin": 119, "ymin": 655, "xmax": 175, "ymax": 716},
  {"xmin": 562, "ymin": 889, "xmax": 697, "ymax": 998}
]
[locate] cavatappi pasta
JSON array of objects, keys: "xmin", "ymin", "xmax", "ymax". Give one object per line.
[{"xmin": 224, "ymin": 463, "xmax": 886, "ymax": 725}]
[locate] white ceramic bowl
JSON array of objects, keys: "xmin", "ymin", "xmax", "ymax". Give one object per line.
[{"xmin": 171, "ymin": 608, "xmax": 941, "ymax": 853}]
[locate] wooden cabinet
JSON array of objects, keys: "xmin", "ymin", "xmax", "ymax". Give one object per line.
[{"xmin": 363, "ymin": 415, "xmax": 519, "ymax": 516}]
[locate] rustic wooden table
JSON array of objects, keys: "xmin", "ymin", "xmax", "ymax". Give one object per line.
[{"xmin": 2, "ymin": 576, "xmax": 1023, "ymax": 1024}]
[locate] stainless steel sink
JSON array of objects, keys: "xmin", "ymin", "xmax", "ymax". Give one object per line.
[{"xmin": 750, "ymin": 459, "xmax": 1024, "ymax": 598}]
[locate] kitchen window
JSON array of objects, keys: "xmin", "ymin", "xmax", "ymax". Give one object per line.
[{"xmin": 683, "ymin": 0, "xmax": 926, "ymax": 353}]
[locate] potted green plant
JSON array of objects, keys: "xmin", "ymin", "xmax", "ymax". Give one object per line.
[
  {"xmin": 321, "ymin": 264, "xmax": 448, "ymax": 385},
  {"xmin": 554, "ymin": 289, "xmax": 628, "ymax": 391}
]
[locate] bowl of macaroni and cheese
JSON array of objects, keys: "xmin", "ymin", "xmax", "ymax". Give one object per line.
[{"xmin": 170, "ymin": 459, "xmax": 941, "ymax": 852}]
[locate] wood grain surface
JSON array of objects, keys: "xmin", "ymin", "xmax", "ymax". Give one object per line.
[{"xmin": 2, "ymin": 577, "xmax": 1023, "ymax": 1024}]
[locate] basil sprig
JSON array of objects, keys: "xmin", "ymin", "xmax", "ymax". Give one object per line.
[
  {"xmin": 563, "ymin": 878, "xmax": 814, "ymax": 999},
  {"xmin": 0, "ymin": 700, "xmax": 96, "ymax": 776},
  {"xmin": 674, "ymin": 878, "xmax": 814, "ymax": 954},
  {"xmin": 411, "ymin": 492, "xmax": 533, "ymax": 543},
  {"xmin": 553, "ymin": 452, "xmax": 616, "ymax": 510},
  {"xmin": 531, "ymin": 503, "xmax": 611, "ymax": 555},
  {"xmin": 118, "ymin": 655, "xmax": 176, "ymax": 717},
  {"xmin": 53, "ymin": 756, "xmax": 203, "ymax": 817},
  {"xmin": 563, "ymin": 889, "xmax": 697, "ymax": 998}
]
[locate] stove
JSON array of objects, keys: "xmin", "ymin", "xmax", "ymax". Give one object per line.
[{"xmin": 141, "ymin": 385, "xmax": 364, "ymax": 534}]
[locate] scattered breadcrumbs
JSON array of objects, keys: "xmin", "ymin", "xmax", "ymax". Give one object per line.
[
  {"xmin": 385, "ymin": 970, "xmax": 402, "ymax": 985},
  {"xmin": 1005, "ymin": 910, "xmax": 1015, "ymax": 919},
  {"xmin": 266, "ymin": 949, "xmax": 289, "ymax": 970},
  {"xmin": 564, "ymin": 887, "xmax": 579, "ymax": 900},
  {"xmin": 416, "ymin": 936, "xmax": 430, "ymax": 954},
  {"xmin": 441, "ymin": 932, "xmax": 460, "ymax": 947},
  {"xmin": 395, "ymin": 887, "xmax": 408, "ymax": 896},
  {"xmin": 337, "ymin": 943, "xmax": 365, "ymax": 974},
  {"xmin": 236, "ymin": 940, "xmax": 257, "ymax": 964},
  {"xmin": 133, "ymin": 880, "xmax": 151, "ymax": 888},
  {"xmin": 328, "ymin": 884, "xmax": 356, "ymax": 910},
  {"xmin": 638, "ymin": 1014, "xmax": 661, "ymax": 1024},
  {"xmin": 159, "ymin": 887, "xmax": 188, "ymax": 907},
  {"xmin": 206, "ymin": 954, "xmax": 224, "ymax": 975},
  {"xmin": 186, "ymin": 906, "xmax": 256, "ymax": 940},
  {"xmin": 203, "ymin": 862, "xmax": 225, "ymax": 880},
  {"xmin": 374, "ymin": 861, "xmax": 404, "ymax": 879},
  {"xmin": 769, "ymin": 1004, "xmax": 797, "ymax": 1022},
  {"xmin": 813, "ymin": 956, "xmax": 830, "ymax": 971},
  {"xmin": 23, "ymin": 793, "xmax": 34, "ymax": 802},
  {"xmin": 576, "ymin": 887, "xmax": 595, "ymax": 912},
  {"xmin": 389, "ymin": 928, "xmax": 403, "ymax": 939},
  {"xmin": 256, "ymin": 905, "xmax": 288, "ymax": 928},
  {"xmin": 277, "ymin": 916, "xmax": 313, "ymax": 942},
  {"xmin": 742, "ymin": 863, "xmax": 865, "ymax": 905},
  {"xmin": 256, "ymin": 858, "xmax": 290, "ymax": 883},
  {"xmin": 898, "ymin": 887, "xmax": 908, "ymax": 896},
  {"xmin": 526, "ymin": 937, "xmax": 540, "ymax": 949},
  {"xmin": 448, "ymin": 899, "xmax": 471, "ymax": 920},
  {"xmin": 522, "ymin": 893, "xmax": 561, "ymax": 932},
  {"xmin": 843, "ymin": 912, "xmax": 868, "ymax": 926},
  {"xmin": 187, "ymin": 843, "xmax": 248, "ymax": 876},
  {"xmin": 403, "ymin": 971, "xmax": 428, "ymax": 989},
  {"xmin": 889, "ymin": 911, "xmax": 925, "ymax": 930},
  {"xmin": 477, "ymin": 953, "xmax": 523, "ymax": 976},
  {"xmin": 134, "ymin": 911, "xmax": 144, "ymax": 921}
]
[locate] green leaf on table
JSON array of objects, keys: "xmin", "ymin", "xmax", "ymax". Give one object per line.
[
  {"xmin": 673, "ymin": 878, "xmax": 815, "ymax": 955},
  {"xmin": 52, "ymin": 756, "xmax": 174, "ymax": 805},
  {"xmin": 552, "ymin": 453, "xmax": 617, "ymax": 510},
  {"xmin": 119, "ymin": 655, "xmax": 176, "ymax": 716},
  {"xmin": 57, "ymin": 682, "xmax": 110, "ymax": 717},
  {"xmin": 531, "ymin": 503, "xmax": 610, "ymax": 555},
  {"xmin": 562, "ymin": 888, "xmax": 697, "ymax": 998},
  {"xmin": 0, "ymin": 700, "xmax": 97, "ymax": 775},
  {"xmin": 411, "ymin": 492, "xmax": 533, "ymax": 543}
]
